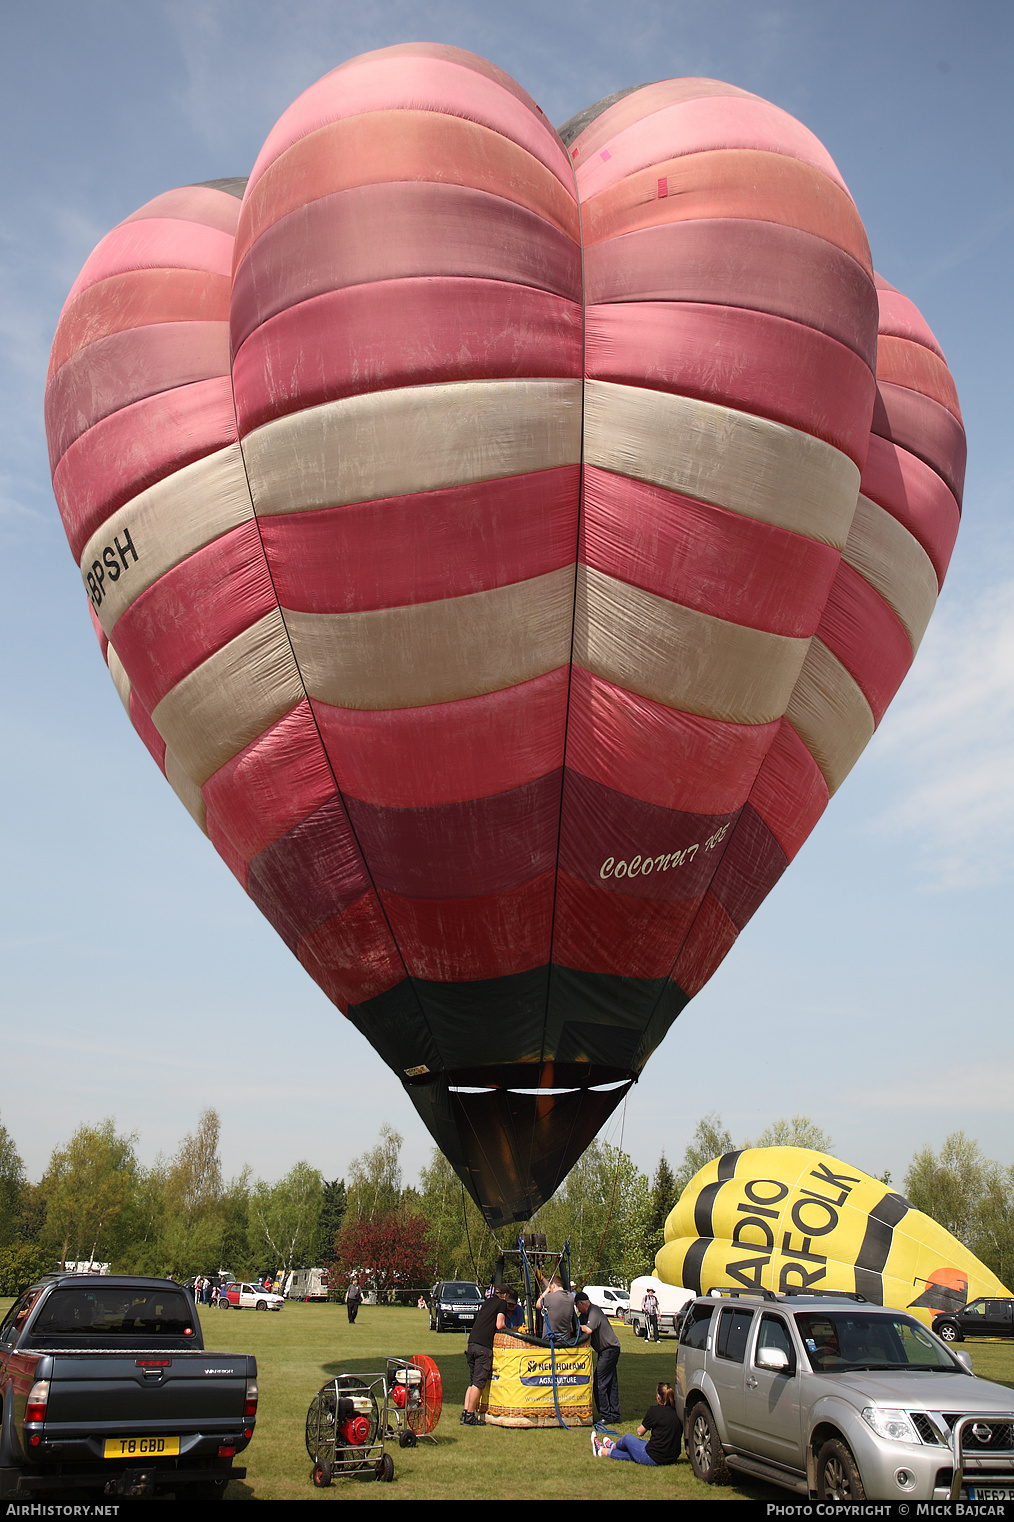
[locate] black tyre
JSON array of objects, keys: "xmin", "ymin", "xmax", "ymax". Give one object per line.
[
  {"xmin": 312, "ymin": 1459, "xmax": 332, "ymax": 1488},
  {"xmin": 398, "ymin": 1430, "xmax": 417, "ymax": 1449},
  {"xmin": 937, "ymin": 1321, "xmax": 960, "ymax": 1342},
  {"xmin": 218, "ymin": 1298, "xmax": 230, "ymax": 1308},
  {"xmin": 686, "ymin": 1403, "xmax": 729, "ymax": 1484},
  {"xmin": 375, "ymin": 1454, "xmax": 395, "ymax": 1483},
  {"xmin": 435, "ymin": 1312, "xmax": 444, "ymax": 1333},
  {"xmin": 255, "ymin": 1300, "xmax": 267, "ymax": 1311},
  {"xmin": 816, "ymin": 1439, "xmax": 866, "ymax": 1501}
]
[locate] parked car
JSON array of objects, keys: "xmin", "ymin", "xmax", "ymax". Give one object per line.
[
  {"xmin": 0, "ymin": 1274, "xmax": 256, "ymax": 1499},
  {"xmin": 582, "ymin": 1284, "xmax": 629, "ymax": 1322},
  {"xmin": 676, "ymin": 1288, "xmax": 1014, "ymax": 1502},
  {"xmin": 933, "ymin": 1297, "xmax": 1014, "ymax": 1343},
  {"xmin": 428, "ymin": 1281, "xmax": 483, "ymax": 1332},
  {"xmin": 219, "ymin": 1282, "xmax": 284, "ymax": 1312}
]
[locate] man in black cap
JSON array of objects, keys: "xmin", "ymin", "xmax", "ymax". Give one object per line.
[
  {"xmin": 575, "ymin": 1289, "xmax": 621, "ymax": 1425},
  {"xmin": 461, "ymin": 1287, "xmax": 519, "ymax": 1425}
]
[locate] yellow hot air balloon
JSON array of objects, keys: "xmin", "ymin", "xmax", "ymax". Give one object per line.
[{"xmin": 656, "ymin": 1146, "xmax": 1009, "ymax": 1328}]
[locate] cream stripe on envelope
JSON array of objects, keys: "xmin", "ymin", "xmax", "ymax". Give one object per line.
[
  {"xmin": 584, "ymin": 379, "xmax": 860, "ymax": 549},
  {"xmin": 242, "ymin": 380, "xmax": 583, "ymax": 515}
]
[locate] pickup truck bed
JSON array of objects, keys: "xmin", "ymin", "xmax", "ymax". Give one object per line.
[{"xmin": 0, "ymin": 1274, "xmax": 257, "ymax": 1499}]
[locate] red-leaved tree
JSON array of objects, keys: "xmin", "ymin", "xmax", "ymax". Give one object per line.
[{"xmin": 334, "ymin": 1210, "xmax": 435, "ymax": 1299}]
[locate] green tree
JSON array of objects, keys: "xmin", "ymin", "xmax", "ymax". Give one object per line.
[
  {"xmin": 904, "ymin": 1131, "xmax": 987, "ymax": 1245},
  {"xmin": 248, "ymin": 1161, "xmax": 324, "ymax": 1275},
  {"xmin": 415, "ymin": 1149, "xmax": 492, "ymax": 1285},
  {"xmin": 528, "ymin": 1141, "xmax": 650, "ymax": 1287},
  {"xmin": 641, "ymin": 1151, "xmax": 678, "ymax": 1269},
  {"xmin": 970, "ymin": 1165, "xmax": 1014, "ymax": 1289},
  {"xmin": 748, "ymin": 1116, "xmax": 834, "ymax": 1153},
  {"xmin": 312, "ymin": 1178, "xmax": 346, "ymax": 1267},
  {"xmin": 0, "ymin": 1116, "xmax": 26, "ymax": 1250},
  {"xmin": 156, "ymin": 1108, "xmax": 225, "ymax": 1277},
  {"xmin": 673, "ymin": 1113, "xmax": 735, "ymax": 1199},
  {"xmin": 345, "ymin": 1125, "xmax": 403, "ymax": 1222},
  {"xmin": 219, "ymin": 1169, "xmax": 251, "ymax": 1275},
  {"xmin": 40, "ymin": 1120, "xmax": 138, "ymax": 1267}
]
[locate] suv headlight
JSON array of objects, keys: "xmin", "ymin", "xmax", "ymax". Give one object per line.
[{"xmin": 861, "ymin": 1407, "xmax": 921, "ymax": 1444}]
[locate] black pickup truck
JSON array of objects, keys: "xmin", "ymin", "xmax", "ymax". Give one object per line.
[{"xmin": 0, "ymin": 1274, "xmax": 257, "ymax": 1499}]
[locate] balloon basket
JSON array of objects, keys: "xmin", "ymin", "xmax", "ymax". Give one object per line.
[{"xmin": 478, "ymin": 1333, "xmax": 593, "ymax": 1428}]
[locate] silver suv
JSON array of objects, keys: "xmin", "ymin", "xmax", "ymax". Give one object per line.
[{"xmin": 675, "ymin": 1289, "xmax": 1014, "ymax": 1502}]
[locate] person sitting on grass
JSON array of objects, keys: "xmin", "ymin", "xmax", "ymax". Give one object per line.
[{"xmin": 591, "ymin": 1381, "xmax": 681, "ymax": 1465}]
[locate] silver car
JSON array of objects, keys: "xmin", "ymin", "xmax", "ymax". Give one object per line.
[{"xmin": 676, "ymin": 1290, "xmax": 1014, "ymax": 1501}]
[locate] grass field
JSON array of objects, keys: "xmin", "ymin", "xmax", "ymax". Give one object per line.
[
  {"xmin": 3, "ymin": 1298, "xmax": 1012, "ymax": 1501},
  {"xmin": 193, "ymin": 1301, "xmax": 1014, "ymax": 1502}
]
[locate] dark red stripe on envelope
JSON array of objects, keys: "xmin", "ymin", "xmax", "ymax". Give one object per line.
[
  {"xmin": 46, "ymin": 322, "xmax": 230, "ymax": 468},
  {"xmin": 112, "ymin": 522, "xmax": 276, "ymax": 711},
  {"xmin": 707, "ymin": 803, "xmax": 787, "ymax": 929},
  {"xmin": 53, "ymin": 377, "xmax": 238, "ymax": 562},
  {"xmin": 860, "ymin": 434, "xmax": 960, "ymax": 587},
  {"xmin": 297, "ymin": 890, "xmax": 405, "ymax": 1009},
  {"xmin": 871, "ymin": 381, "xmax": 966, "ymax": 506},
  {"xmin": 379, "ymin": 874, "xmax": 555, "ymax": 982},
  {"xmin": 552, "ymin": 871, "xmax": 703, "ymax": 978},
  {"xmin": 585, "ymin": 303, "xmax": 874, "ymax": 466},
  {"xmin": 746, "ymin": 719, "xmax": 828, "ymax": 862},
  {"xmin": 559, "ymin": 768, "xmax": 739, "ymax": 900},
  {"xmin": 203, "ymin": 700, "xmax": 336, "ymax": 863},
  {"xmin": 231, "ymin": 180, "xmax": 581, "ymax": 350},
  {"xmin": 565, "ymin": 666, "xmax": 778, "ymax": 815},
  {"xmin": 344, "ymin": 771, "xmax": 562, "ymax": 898},
  {"xmin": 584, "ymin": 219, "xmax": 877, "ymax": 367},
  {"xmin": 313, "ymin": 668, "xmax": 568, "ymax": 810},
  {"xmin": 817, "ymin": 560, "xmax": 914, "ymax": 724},
  {"xmin": 234, "ymin": 278, "xmax": 582, "ymax": 434},
  {"xmin": 247, "ymin": 793, "xmax": 372, "ymax": 947},
  {"xmin": 581, "ymin": 466, "xmax": 841, "ymax": 637},
  {"xmin": 260, "ymin": 468, "xmax": 580, "ymax": 614}
]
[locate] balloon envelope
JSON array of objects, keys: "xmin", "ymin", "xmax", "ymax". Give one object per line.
[
  {"xmin": 46, "ymin": 47, "xmax": 964, "ymax": 1224},
  {"xmin": 656, "ymin": 1147, "xmax": 1009, "ymax": 1325}
]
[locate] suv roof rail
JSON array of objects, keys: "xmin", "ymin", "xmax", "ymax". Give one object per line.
[
  {"xmin": 780, "ymin": 1290, "xmax": 869, "ymax": 1302},
  {"xmin": 706, "ymin": 1287, "xmax": 779, "ymax": 1301}
]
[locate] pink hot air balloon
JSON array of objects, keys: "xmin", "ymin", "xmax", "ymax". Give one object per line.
[{"xmin": 45, "ymin": 47, "xmax": 963, "ymax": 1225}]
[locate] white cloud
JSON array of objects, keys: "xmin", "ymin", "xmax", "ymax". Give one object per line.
[
  {"xmin": 870, "ymin": 581, "xmax": 1014, "ymax": 887},
  {"xmin": 842, "ymin": 1060, "xmax": 1014, "ymax": 1115}
]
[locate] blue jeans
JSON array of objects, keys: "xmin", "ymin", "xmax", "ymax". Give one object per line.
[{"xmin": 610, "ymin": 1434, "xmax": 656, "ymax": 1465}]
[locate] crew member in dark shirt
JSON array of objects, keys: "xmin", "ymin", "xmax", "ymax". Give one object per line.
[
  {"xmin": 575, "ymin": 1290, "xmax": 621, "ymax": 1423},
  {"xmin": 461, "ymin": 1288, "xmax": 519, "ymax": 1425},
  {"xmin": 592, "ymin": 1381, "xmax": 681, "ymax": 1464}
]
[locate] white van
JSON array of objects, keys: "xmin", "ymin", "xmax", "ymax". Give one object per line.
[
  {"xmin": 581, "ymin": 1284, "xmax": 630, "ymax": 1321},
  {"xmin": 627, "ymin": 1275, "xmax": 695, "ymax": 1338}
]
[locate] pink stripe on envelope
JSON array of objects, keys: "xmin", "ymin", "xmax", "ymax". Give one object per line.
[{"xmin": 259, "ymin": 467, "xmax": 580, "ymax": 613}]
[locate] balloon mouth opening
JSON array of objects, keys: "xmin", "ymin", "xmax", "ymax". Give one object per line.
[{"xmin": 449, "ymin": 1079, "xmax": 629, "ymax": 1096}]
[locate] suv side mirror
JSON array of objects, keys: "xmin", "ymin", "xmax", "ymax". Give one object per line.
[{"xmin": 756, "ymin": 1346, "xmax": 790, "ymax": 1373}]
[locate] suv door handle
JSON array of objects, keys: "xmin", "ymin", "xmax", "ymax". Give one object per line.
[{"xmin": 746, "ymin": 1377, "xmax": 758, "ymax": 1388}]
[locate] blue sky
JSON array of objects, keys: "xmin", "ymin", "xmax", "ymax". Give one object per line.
[{"xmin": 2, "ymin": 0, "xmax": 1011, "ymax": 1195}]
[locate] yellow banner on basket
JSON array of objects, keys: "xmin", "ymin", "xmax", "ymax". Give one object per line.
[{"xmin": 479, "ymin": 1333, "xmax": 593, "ymax": 1428}]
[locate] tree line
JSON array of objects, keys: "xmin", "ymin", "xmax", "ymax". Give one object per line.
[{"xmin": 0, "ymin": 1110, "xmax": 1009, "ymax": 1298}]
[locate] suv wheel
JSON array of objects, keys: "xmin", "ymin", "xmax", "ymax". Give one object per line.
[
  {"xmin": 937, "ymin": 1321, "xmax": 960, "ymax": 1342},
  {"xmin": 687, "ymin": 1404, "xmax": 729, "ymax": 1484},
  {"xmin": 435, "ymin": 1312, "xmax": 444, "ymax": 1333},
  {"xmin": 816, "ymin": 1439, "xmax": 866, "ymax": 1501}
]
